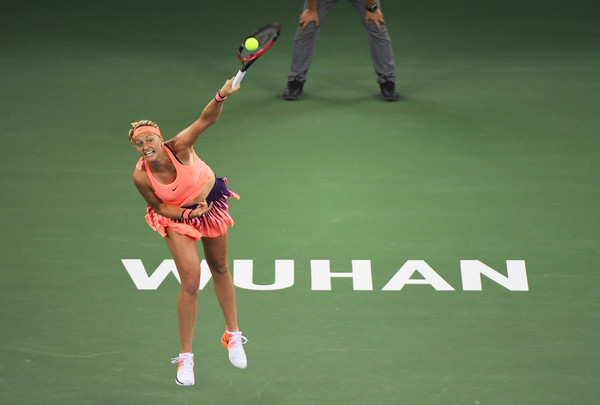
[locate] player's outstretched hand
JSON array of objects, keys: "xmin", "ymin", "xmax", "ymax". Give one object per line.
[{"xmin": 220, "ymin": 77, "xmax": 241, "ymax": 97}]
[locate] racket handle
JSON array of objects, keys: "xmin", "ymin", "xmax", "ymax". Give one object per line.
[{"xmin": 232, "ymin": 70, "xmax": 246, "ymax": 88}]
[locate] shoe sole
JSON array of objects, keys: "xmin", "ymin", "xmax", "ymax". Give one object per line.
[
  {"xmin": 230, "ymin": 360, "xmax": 247, "ymax": 369},
  {"xmin": 175, "ymin": 377, "xmax": 194, "ymax": 386}
]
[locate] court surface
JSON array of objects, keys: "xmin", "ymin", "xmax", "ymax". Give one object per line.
[{"xmin": 1, "ymin": 0, "xmax": 599, "ymax": 403}]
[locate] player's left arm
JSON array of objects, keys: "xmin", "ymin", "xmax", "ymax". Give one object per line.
[{"xmin": 173, "ymin": 78, "xmax": 241, "ymax": 152}]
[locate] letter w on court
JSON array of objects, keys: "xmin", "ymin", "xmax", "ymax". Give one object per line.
[
  {"xmin": 122, "ymin": 259, "xmax": 212, "ymax": 290},
  {"xmin": 121, "ymin": 259, "xmax": 295, "ymax": 291}
]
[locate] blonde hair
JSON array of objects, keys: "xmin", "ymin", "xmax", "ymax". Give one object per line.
[{"xmin": 129, "ymin": 120, "xmax": 160, "ymax": 143}]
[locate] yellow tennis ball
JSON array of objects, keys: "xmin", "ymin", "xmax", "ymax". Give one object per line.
[{"xmin": 245, "ymin": 37, "xmax": 259, "ymax": 51}]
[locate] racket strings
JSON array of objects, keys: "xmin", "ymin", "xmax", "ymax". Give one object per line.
[{"xmin": 239, "ymin": 24, "xmax": 280, "ymax": 60}]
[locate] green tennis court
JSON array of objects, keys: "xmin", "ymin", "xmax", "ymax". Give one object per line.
[{"xmin": 1, "ymin": 0, "xmax": 598, "ymax": 403}]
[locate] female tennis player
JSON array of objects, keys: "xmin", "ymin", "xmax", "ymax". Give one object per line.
[{"xmin": 129, "ymin": 77, "xmax": 247, "ymax": 386}]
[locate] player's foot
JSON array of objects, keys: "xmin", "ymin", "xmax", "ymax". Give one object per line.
[
  {"xmin": 380, "ymin": 81, "xmax": 400, "ymax": 101},
  {"xmin": 171, "ymin": 352, "xmax": 194, "ymax": 386},
  {"xmin": 283, "ymin": 80, "xmax": 304, "ymax": 100},
  {"xmin": 221, "ymin": 329, "xmax": 248, "ymax": 369}
]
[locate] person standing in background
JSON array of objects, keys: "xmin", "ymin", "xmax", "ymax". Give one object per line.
[{"xmin": 284, "ymin": 0, "xmax": 400, "ymax": 101}]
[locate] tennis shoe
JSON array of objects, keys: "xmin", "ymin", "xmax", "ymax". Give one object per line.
[
  {"xmin": 283, "ymin": 80, "xmax": 304, "ymax": 100},
  {"xmin": 380, "ymin": 81, "xmax": 400, "ymax": 101},
  {"xmin": 171, "ymin": 352, "xmax": 194, "ymax": 386},
  {"xmin": 221, "ymin": 329, "xmax": 248, "ymax": 369}
]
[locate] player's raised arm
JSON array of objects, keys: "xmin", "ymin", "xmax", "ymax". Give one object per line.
[{"xmin": 174, "ymin": 78, "xmax": 240, "ymax": 148}]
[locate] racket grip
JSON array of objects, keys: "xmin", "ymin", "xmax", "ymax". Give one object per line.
[{"xmin": 232, "ymin": 70, "xmax": 246, "ymax": 88}]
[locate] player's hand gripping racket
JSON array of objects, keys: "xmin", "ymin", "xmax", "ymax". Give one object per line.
[{"xmin": 232, "ymin": 23, "xmax": 281, "ymax": 88}]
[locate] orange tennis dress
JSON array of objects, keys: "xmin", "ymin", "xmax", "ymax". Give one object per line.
[{"xmin": 136, "ymin": 145, "xmax": 239, "ymax": 240}]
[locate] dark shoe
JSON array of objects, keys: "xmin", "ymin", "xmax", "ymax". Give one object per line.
[
  {"xmin": 283, "ymin": 80, "xmax": 304, "ymax": 100},
  {"xmin": 380, "ymin": 81, "xmax": 400, "ymax": 101}
]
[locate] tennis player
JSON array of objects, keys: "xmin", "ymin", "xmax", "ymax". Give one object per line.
[{"xmin": 129, "ymin": 77, "xmax": 247, "ymax": 386}]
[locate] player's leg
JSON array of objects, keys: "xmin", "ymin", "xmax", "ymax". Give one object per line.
[
  {"xmin": 201, "ymin": 231, "xmax": 238, "ymax": 331},
  {"xmin": 201, "ymin": 232, "xmax": 248, "ymax": 368},
  {"xmin": 164, "ymin": 228, "xmax": 201, "ymax": 385},
  {"xmin": 164, "ymin": 228, "xmax": 201, "ymax": 352}
]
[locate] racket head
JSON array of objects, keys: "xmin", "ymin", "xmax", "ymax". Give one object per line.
[{"xmin": 238, "ymin": 23, "xmax": 281, "ymax": 63}]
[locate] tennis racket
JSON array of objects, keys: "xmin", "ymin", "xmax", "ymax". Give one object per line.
[{"xmin": 232, "ymin": 23, "xmax": 281, "ymax": 88}]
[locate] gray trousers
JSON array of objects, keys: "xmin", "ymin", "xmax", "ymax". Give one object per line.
[{"xmin": 287, "ymin": 0, "xmax": 396, "ymax": 84}]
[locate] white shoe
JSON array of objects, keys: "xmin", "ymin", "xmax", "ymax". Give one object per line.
[
  {"xmin": 171, "ymin": 352, "xmax": 194, "ymax": 386},
  {"xmin": 221, "ymin": 330, "xmax": 248, "ymax": 369}
]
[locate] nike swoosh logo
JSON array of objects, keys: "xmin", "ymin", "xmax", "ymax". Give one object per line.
[{"xmin": 172, "ymin": 185, "xmax": 179, "ymax": 191}]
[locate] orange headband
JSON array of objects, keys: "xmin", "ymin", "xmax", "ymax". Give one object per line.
[{"xmin": 131, "ymin": 124, "xmax": 163, "ymax": 140}]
